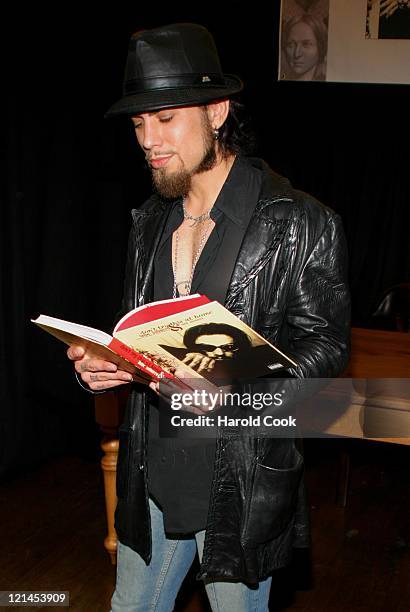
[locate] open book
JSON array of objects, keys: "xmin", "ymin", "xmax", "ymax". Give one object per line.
[{"xmin": 32, "ymin": 294, "xmax": 297, "ymax": 385}]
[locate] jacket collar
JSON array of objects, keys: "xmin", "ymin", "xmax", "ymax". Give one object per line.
[
  {"xmin": 247, "ymin": 157, "xmax": 295, "ymax": 201},
  {"xmin": 211, "ymin": 155, "xmax": 260, "ymax": 229}
]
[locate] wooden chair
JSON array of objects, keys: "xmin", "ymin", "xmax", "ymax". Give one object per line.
[
  {"xmin": 94, "ymin": 389, "xmax": 128, "ymax": 564},
  {"xmin": 370, "ymin": 283, "xmax": 410, "ymax": 332}
]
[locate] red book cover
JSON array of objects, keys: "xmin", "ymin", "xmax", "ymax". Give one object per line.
[
  {"xmin": 114, "ymin": 294, "xmax": 211, "ymax": 332},
  {"xmin": 108, "ymin": 337, "xmax": 173, "ymax": 381}
]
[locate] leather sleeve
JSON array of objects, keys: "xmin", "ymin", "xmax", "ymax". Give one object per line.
[{"xmin": 285, "ymin": 211, "xmax": 351, "ymax": 378}]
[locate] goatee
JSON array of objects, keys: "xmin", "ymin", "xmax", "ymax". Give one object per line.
[{"xmin": 150, "ymin": 120, "xmax": 217, "ymax": 200}]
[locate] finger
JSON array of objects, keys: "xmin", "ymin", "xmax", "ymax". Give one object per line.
[
  {"xmin": 182, "ymin": 353, "xmax": 197, "ymax": 365},
  {"xmin": 75, "ymin": 359, "xmax": 118, "ymax": 373},
  {"xmin": 85, "ymin": 371, "xmax": 133, "ymax": 384},
  {"xmin": 173, "ymin": 368, "xmax": 188, "ymax": 379},
  {"xmin": 88, "ymin": 379, "xmax": 133, "ymax": 391},
  {"xmin": 149, "ymin": 381, "xmax": 160, "ymax": 395},
  {"xmin": 196, "ymin": 357, "xmax": 212, "ymax": 373},
  {"xmin": 157, "ymin": 376, "xmax": 190, "ymax": 399},
  {"xmin": 185, "ymin": 354, "xmax": 208, "ymax": 370},
  {"xmin": 197, "ymin": 358, "xmax": 215, "ymax": 374},
  {"xmin": 67, "ymin": 345, "xmax": 85, "ymax": 360},
  {"xmin": 182, "ymin": 353, "xmax": 206, "ymax": 368},
  {"xmin": 379, "ymin": 0, "xmax": 391, "ymax": 13}
]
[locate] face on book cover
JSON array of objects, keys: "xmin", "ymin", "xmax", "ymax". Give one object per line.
[
  {"xmin": 184, "ymin": 323, "xmax": 253, "ymax": 363},
  {"xmin": 193, "ymin": 333, "xmax": 239, "ymax": 361},
  {"xmin": 131, "ymin": 105, "xmax": 220, "ymax": 199}
]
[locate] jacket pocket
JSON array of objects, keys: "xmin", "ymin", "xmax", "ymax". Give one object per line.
[
  {"xmin": 116, "ymin": 427, "xmax": 134, "ymax": 500},
  {"xmin": 241, "ymin": 450, "xmax": 303, "ymax": 546}
]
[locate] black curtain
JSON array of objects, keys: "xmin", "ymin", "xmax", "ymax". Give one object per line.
[{"xmin": 2, "ymin": 2, "xmax": 409, "ymax": 476}]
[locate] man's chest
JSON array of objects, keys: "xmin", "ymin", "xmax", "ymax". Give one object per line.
[{"xmin": 172, "ymin": 219, "xmax": 216, "ymax": 297}]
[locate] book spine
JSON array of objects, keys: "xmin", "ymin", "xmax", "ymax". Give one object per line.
[{"xmin": 109, "ymin": 338, "xmax": 173, "ymax": 381}]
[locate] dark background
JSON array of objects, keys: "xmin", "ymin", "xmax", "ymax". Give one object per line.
[{"xmin": 2, "ymin": 1, "xmax": 409, "ymax": 477}]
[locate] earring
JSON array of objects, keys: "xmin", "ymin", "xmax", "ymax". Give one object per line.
[{"xmin": 213, "ymin": 127, "xmax": 219, "ymax": 140}]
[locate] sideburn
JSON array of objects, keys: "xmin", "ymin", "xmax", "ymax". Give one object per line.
[{"xmin": 151, "ymin": 116, "xmax": 218, "ymax": 199}]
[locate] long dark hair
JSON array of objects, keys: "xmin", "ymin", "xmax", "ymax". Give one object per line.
[{"xmin": 217, "ymin": 98, "xmax": 257, "ymax": 158}]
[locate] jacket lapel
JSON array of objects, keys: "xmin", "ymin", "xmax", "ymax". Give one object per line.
[
  {"xmin": 225, "ymin": 162, "xmax": 297, "ymax": 309},
  {"xmin": 132, "ymin": 199, "xmax": 173, "ymax": 305}
]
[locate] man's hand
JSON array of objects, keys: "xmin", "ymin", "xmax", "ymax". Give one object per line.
[
  {"xmin": 182, "ymin": 352, "xmax": 216, "ymax": 374},
  {"xmin": 67, "ymin": 345, "xmax": 134, "ymax": 391},
  {"xmin": 149, "ymin": 367, "xmax": 231, "ymax": 415}
]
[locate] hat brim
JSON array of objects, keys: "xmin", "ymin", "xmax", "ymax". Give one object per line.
[{"xmin": 104, "ymin": 74, "xmax": 243, "ymax": 118}]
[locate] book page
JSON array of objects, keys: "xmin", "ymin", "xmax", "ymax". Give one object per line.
[{"xmin": 32, "ymin": 315, "xmax": 112, "ymax": 345}]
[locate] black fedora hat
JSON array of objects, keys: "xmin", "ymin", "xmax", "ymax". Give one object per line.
[{"xmin": 105, "ymin": 23, "xmax": 243, "ymax": 118}]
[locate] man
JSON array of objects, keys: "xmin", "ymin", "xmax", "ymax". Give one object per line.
[{"xmin": 68, "ymin": 23, "xmax": 350, "ymax": 611}]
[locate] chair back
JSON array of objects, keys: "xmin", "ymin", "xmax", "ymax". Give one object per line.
[{"xmin": 371, "ymin": 283, "xmax": 410, "ymax": 332}]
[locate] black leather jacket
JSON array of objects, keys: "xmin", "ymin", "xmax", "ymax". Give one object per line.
[{"xmin": 114, "ymin": 158, "xmax": 350, "ymax": 583}]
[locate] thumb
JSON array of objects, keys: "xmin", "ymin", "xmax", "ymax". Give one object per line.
[{"xmin": 67, "ymin": 345, "xmax": 86, "ymax": 360}]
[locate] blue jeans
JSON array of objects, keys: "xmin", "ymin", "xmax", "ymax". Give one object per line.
[{"xmin": 111, "ymin": 498, "xmax": 272, "ymax": 612}]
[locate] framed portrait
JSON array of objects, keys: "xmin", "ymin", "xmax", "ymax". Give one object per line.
[{"xmin": 279, "ymin": 0, "xmax": 410, "ymax": 84}]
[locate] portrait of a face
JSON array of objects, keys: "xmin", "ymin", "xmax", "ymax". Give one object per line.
[
  {"xmin": 285, "ymin": 20, "xmax": 321, "ymax": 80},
  {"xmin": 192, "ymin": 333, "xmax": 239, "ymax": 361},
  {"xmin": 281, "ymin": 13, "xmax": 328, "ymax": 81}
]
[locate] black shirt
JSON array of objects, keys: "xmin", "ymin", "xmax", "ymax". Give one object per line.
[{"xmin": 147, "ymin": 156, "xmax": 262, "ymax": 533}]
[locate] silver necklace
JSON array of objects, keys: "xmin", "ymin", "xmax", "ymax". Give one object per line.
[
  {"xmin": 182, "ymin": 199, "xmax": 212, "ymax": 227},
  {"xmin": 172, "ymin": 219, "xmax": 212, "ymax": 298}
]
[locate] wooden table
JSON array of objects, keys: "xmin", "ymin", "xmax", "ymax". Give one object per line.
[
  {"xmin": 252, "ymin": 328, "xmax": 410, "ymax": 445},
  {"xmin": 347, "ymin": 327, "xmax": 410, "ymax": 379},
  {"xmin": 94, "ymin": 327, "xmax": 410, "ymax": 558},
  {"xmin": 307, "ymin": 328, "xmax": 410, "ymax": 443},
  {"xmin": 324, "ymin": 327, "xmax": 409, "ymax": 505}
]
